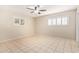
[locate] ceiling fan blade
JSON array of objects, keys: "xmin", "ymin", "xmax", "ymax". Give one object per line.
[
  {"xmin": 38, "ymin": 12, "xmax": 41, "ymax": 14},
  {"xmin": 39, "ymin": 9, "xmax": 46, "ymax": 11},
  {"xmin": 27, "ymin": 8, "xmax": 34, "ymax": 10},
  {"xmin": 30, "ymin": 11, "xmax": 34, "ymax": 13}
]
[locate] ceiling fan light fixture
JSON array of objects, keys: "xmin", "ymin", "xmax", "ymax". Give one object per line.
[{"xmin": 26, "ymin": 5, "xmax": 46, "ymax": 14}]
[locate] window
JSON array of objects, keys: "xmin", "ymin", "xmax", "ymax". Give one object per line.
[
  {"xmin": 57, "ymin": 17, "xmax": 61, "ymax": 25},
  {"xmin": 48, "ymin": 16, "xmax": 69, "ymax": 26},
  {"xmin": 48, "ymin": 19, "xmax": 52, "ymax": 25},
  {"xmin": 62, "ymin": 16, "xmax": 68, "ymax": 25},
  {"xmin": 52, "ymin": 18, "xmax": 56, "ymax": 25}
]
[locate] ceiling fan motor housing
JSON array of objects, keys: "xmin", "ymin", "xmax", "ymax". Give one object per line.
[{"xmin": 27, "ymin": 5, "xmax": 46, "ymax": 14}]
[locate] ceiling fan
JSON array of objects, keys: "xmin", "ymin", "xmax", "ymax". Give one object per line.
[{"xmin": 26, "ymin": 5, "xmax": 47, "ymax": 14}]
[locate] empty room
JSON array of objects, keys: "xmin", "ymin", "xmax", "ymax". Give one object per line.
[{"xmin": 0, "ymin": 5, "xmax": 79, "ymax": 53}]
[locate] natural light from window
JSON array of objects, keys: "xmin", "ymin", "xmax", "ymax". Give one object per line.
[{"xmin": 48, "ymin": 16, "xmax": 69, "ymax": 26}]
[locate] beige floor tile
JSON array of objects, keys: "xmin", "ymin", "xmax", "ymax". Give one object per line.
[
  {"xmin": 55, "ymin": 40, "xmax": 65, "ymax": 53},
  {"xmin": 64, "ymin": 40, "xmax": 72, "ymax": 53},
  {"xmin": 0, "ymin": 35, "xmax": 78, "ymax": 53},
  {"xmin": 0, "ymin": 43, "xmax": 10, "ymax": 53}
]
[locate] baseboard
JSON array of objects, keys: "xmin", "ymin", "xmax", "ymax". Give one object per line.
[{"xmin": 0, "ymin": 34, "xmax": 35, "ymax": 43}]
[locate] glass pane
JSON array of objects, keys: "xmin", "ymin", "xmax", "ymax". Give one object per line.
[
  {"xmin": 57, "ymin": 17, "xmax": 61, "ymax": 25},
  {"xmin": 62, "ymin": 17, "xmax": 68, "ymax": 25},
  {"xmin": 52, "ymin": 18, "xmax": 56, "ymax": 25},
  {"xmin": 48, "ymin": 19, "xmax": 52, "ymax": 25}
]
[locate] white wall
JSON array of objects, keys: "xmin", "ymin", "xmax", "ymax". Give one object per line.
[
  {"xmin": 35, "ymin": 10, "xmax": 76, "ymax": 40},
  {"xmin": 0, "ymin": 6, "xmax": 77, "ymax": 42},
  {"xmin": 76, "ymin": 7, "xmax": 79, "ymax": 42},
  {"xmin": 0, "ymin": 6, "xmax": 35, "ymax": 42}
]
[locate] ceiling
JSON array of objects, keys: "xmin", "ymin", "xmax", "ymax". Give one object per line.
[{"xmin": 0, "ymin": 5, "xmax": 78, "ymax": 17}]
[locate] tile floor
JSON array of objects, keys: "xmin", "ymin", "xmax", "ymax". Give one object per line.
[{"xmin": 0, "ymin": 35, "xmax": 79, "ymax": 53}]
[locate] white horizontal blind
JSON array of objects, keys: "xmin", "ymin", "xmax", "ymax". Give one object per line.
[
  {"xmin": 48, "ymin": 19, "xmax": 52, "ymax": 25},
  {"xmin": 52, "ymin": 18, "xmax": 56, "ymax": 25},
  {"xmin": 62, "ymin": 16, "xmax": 68, "ymax": 25},
  {"xmin": 48, "ymin": 16, "xmax": 69, "ymax": 26},
  {"xmin": 57, "ymin": 17, "xmax": 62, "ymax": 25}
]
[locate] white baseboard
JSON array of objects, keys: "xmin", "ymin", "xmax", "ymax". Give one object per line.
[{"xmin": 0, "ymin": 34, "xmax": 35, "ymax": 43}]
